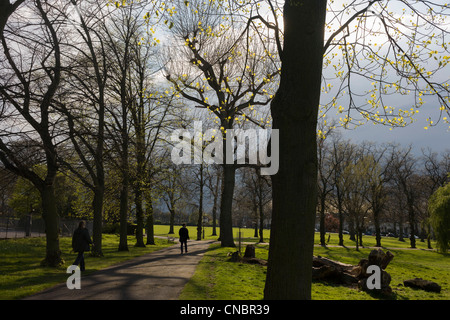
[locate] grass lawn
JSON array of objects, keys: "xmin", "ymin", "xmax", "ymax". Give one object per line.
[
  {"xmin": 153, "ymin": 224, "xmax": 271, "ymax": 243},
  {"xmin": 1, "ymin": 225, "xmax": 447, "ymax": 300},
  {"xmin": 154, "ymin": 224, "xmax": 436, "ymax": 250},
  {"xmin": 0, "ymin": 234, "xmax": 174, "ymax": 300},
  {"xmin": 180, "ymin": 237, "xmax": 449, "ymax": 300}
]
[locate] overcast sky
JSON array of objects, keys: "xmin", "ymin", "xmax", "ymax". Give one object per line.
[
  {"xmin": 321, "ymin": 1, "xmax": 450, "ymax": 156},
  {"xmin": 337, "ymin": 116, "xmax": 449, "ymax": 155}
]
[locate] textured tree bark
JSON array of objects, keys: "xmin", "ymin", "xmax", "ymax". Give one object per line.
[
  {"xmin": 118, "ymin": 181, "xmax": 129, "ymax": 251},
  {"xmin": 373, "ymin": 206, "xmax": 382, "ymax": 247},
  {"xmin": 134, "ymin": 187, "xmax": 146, "ymax": 247},
  {"xmin": 219, "ymin": 163, "xmax": 236, "ymax": 247},
  {"xmin": 211, "ymin": 179, "xmax": 219, "ymax": 236},
  {"xmin": 319, "ymin": 197, "xmax": 326, "ymax": 246},
  {"xmin": 264, "ymin": 0, "xmax": 327, "ymax": 300},
  {"xmin": 91, "ymin": 187, "xmax": 104, "ymax": 256},
  {"xmin": 145, "ymin": 194, "xmax": 155, "ymax": 245},
  {"xmin": 40, "ymin": 183, "xmax": 63, "ymax": 267},
  {"xmin": 197, "ymin": 163, "xmax": 204, "ymax": 241}
]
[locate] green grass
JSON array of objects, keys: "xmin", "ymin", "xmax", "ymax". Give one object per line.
[
  {"xmin": 319, "ymin": 232, "xmax": 436, "ymax": 250},
  {"xmin": 179, "ymin": 244, "xmax": 268, "ymax": 300},
  {"xmin": 155, "ymin": 224, "xmax": 436, "ymax": 250},
  {"xmin": 1, "ymin": 226, "xmax": 447, "ymax": 300},
  {"xmin": 0, "ymin": 234, "xmax": 174, "ymax": 300},
  {"xmin": 312, "ymin": 245, "xmax": 449, "ymax": 300},
  {"xmin": 180, "ymin": 237, "xmax": 450, "ymax": 300},
  {"xmin": 153, "ymin": 224, "xmax": 271, "ymax": 243}
]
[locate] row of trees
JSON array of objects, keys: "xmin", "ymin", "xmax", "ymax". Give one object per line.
[
  {"xmin": 0, "ymin": 0, "xmax": 186, "ymax": 264},
  {"xmin": 317, "ymin": 130, "xmax": 450, "ymax": 250},
  {"xmin": 0, "ymin": 0, "xmax": 277, "ymax": 264}
]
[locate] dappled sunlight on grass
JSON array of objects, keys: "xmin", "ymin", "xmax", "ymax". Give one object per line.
[
  {"xmin": 0, "ymin": 234, "xmax": 174, "ymax": 299},
  {"xmin": 181, "ymin": 241, "xmax": 449, "ymax": 300}
]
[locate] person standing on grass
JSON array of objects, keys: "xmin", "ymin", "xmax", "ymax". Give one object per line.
[
  {"xmin": 179, "ymin": 223, "xmax": 189, "ymax": 254},
  {"xmin": 72, "ymin": 221, "xmax": 93, "ymax": 271}
]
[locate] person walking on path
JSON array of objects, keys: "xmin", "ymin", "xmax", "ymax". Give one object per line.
[
  {"xmin": 72, "ymin": 221, "xmax": 93, "ymax": 271},
  {"xmin": 179, "ymin": 223, "xmax": 189, "ymax": 254}
]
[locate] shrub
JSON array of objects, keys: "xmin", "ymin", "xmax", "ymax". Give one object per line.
[
  {"xmin": 428, "ymin": 182, "xmax": 450, "ymax": 253},
  {"xmin": 102, "ymin": 222, "xmax": 120, "ymax": 234}
]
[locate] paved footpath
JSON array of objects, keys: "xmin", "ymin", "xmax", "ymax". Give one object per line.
[{"xmin": 24, "ymin": 240, "xmax": 215, "ymax": 300}]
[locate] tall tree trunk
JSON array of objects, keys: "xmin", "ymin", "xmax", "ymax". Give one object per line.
[
  {"xmin": 337, "ymin": 198, "xmax": 344, "ymax": 246},
  {"xmin": 134, "ymin": 186, "xmax": 145, "ymax": 247},
  {"xmin": 219, "ymin": 163, "xmax": 236, "ymax": 247},
  {"xmin": 118, "ymin": 105, "xmax": 129, "ymax": 251},
  {"xmin": 118, "ymin": 180, "xmax": 129, "ymax": 251},
  {"xmin": 218, "ymin": 118, "xmax": 236, "ymax": 247},
  {"xmin": 408, "ymin": 203, "xmax": 416, "ymax": 248},
  {"xmin": 426, "ymin": 222, "xmax": 432, "ymax": 249},
  {"xmin": 253, "ymin": 199, "xmax": 258, "ymax": 238},
  {"xmin": 145, "ymin": 194, "xmax": 155, "ymax": 245},
  {"xmin": 169, "ymin": 207, "xmax": 175, "ymax": 234},
  {"xmin": 133, "ymin": 116, "xmax": 145, "ymax": 248},
  {"xmin": 118, "ymin": 111, "xmax": 129, "ymax": 251},
  {"xmin": 374, "ymin": 207, "xmax": 382, "ymax": 247},
  {"xmin": 349, "ymin": 218, "xmax": 356, "ymax": 241},
  {"xmin": 264, "ymin": 0, "xmax": 327, "ymax": 300},
  {"xmin": 91, "ymin": 186, "xmax": 104, "ymax": 256},
  {"xmin": 211, "ymin": 195, "xmax": 218, "ymax": 236},
  {"xmin": 197, "ymin": 163, "xmax": 204, "ymax": 240},
  {"xmin": 258, "ymin": 173, "xmax": 264, "ymax": 243},
  {"xmin": 355, "ymin": 226, "xmax": 360, "ymax": 251},
  {"xmin": 211, "ymin": 173, "xmax": 220, "ymax": 236},
  {"xmin": 132, "ymin": 88, "xmax": 146, "ymax": 247},
  {"xmin": 398, "ymin": 220, "xmax": 404, "ymax": 242},
  {"xmin": 319, "ymin": 197, "xmax": 326, "ymax": 246}
]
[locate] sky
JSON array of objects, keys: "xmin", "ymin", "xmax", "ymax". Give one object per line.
[
  {"xmin": 157, "ymin": 0, "xmax": 450, "ymax": 158},
  {"xmin": 337, "ymin": 115, "xmax": 450, "ymax": 155},
  {"xmin": 321, "ymin": 1, "xmax": 450, "ymax": 156}
]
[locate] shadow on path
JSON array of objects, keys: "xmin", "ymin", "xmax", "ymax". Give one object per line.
[{"xmin": 24, "ymin": 240, "xmax": 215, "ymax": 300}]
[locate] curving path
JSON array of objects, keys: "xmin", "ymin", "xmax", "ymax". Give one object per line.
[{"xmin": 24, "ymin": 240, "xmax": 215, "ymax": 300}]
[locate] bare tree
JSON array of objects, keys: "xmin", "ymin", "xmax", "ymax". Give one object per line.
[
  {"xmin": 339, "ymin": 147, "xmax": 374, "ymax": 250},
  {"xmin": 316, "ymin": 121, "xmax": 337, "ymax": 247},
  {"xmin": 100, "ymin": 2, "xmax": 152, "ymax": 251},
  {"xmin": 160, "ymin": 162, "xmax": 184, "ymax": 234},
  {"xmin": 388, "ymin": 145, "xmax": 420, "ymax": 248},
  {"xmin": 362, "ymin": 143, "xmax": 393, "ymax": 247},
  {"xmin": 54, "ymin": 0, "xmax": 113, "ymax": 256},
  {"xmin": 419, "ymin": 148, "xmax": 450, "ymax": 248},
  {"xmin": 0, "ymin": 0, "xmax": 70, "ymax": 266},
  {"xmin": 163, "ymin": 0, "xmax": 279, "ymax": 247}
]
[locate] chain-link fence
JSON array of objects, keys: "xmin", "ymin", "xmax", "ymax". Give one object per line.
[{"xmin": 0, "ymin": 216, "xmax": 93, "ymax": 239}]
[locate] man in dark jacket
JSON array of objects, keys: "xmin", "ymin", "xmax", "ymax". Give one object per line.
[
  {"xmin": 72, "ymin": 221, "xmax": 93, "ymax": 271},
  {"xmin": 179, "ymin": 223, "xmax": 189, "ymax": 254}
]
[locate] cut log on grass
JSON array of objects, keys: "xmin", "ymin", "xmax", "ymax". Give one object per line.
[
  {"xmin": 313, "ymin": 256, "xmax": 355, "ymax": 273},
  {"xmin": 404, "ymin": 278, "xmax": 441, "ymax": 293},
  {"xmin": 312, "ymin": 249, "xmax": 394, "ymax": 296},
  {"xmin": 230, "ymin": 247, "xmax": 394, "ymax": 295}
]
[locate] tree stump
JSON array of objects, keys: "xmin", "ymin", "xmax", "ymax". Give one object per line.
[
  {"xmin": 228, "ymin": 245, "xmax": 267, "ymax": 266},
  {"xmin": 244, "ymin": 244, "xmax": 256, "ymax": 258},
  {"xmin": 229, "ymin": 251, "xmax": 240, "ymax": 262}
]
